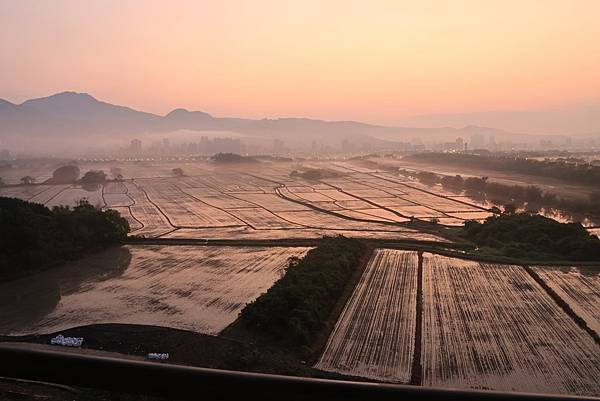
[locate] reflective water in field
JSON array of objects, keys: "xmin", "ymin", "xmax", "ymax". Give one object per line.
[{"xmin": 0, "ymin": 245, "xmax": 309, "ymax": 336}]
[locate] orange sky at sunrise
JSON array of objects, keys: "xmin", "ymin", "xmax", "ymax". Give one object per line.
[{"xmin": 1, "ymin": 0, "xmax": 599, "ymax": 124}]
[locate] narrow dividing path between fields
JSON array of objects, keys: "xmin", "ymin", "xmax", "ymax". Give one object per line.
[
  {"xmin": 522, "ymin": 265, "xmax": 600, "ymax": 346},
  {"xmin": 409, "ymin": 251, "xmax": 424, "ymax": 386},
  {"xmin": 275, "ymin": 185, "xmax": 407, "ymax": 228},
  {"xmin": 173, "ymin": 183, "xmax": 251, "ymax": 229},
  {"xmin": 319, "ymin": 181, "xmax": 414, "ymax": 222},
  {"xmin": 131, "ymin": 180, "xmax": 177, "ymax": 231},
  {"xmin": 331, "ymin": 163, "xmax": 492, "ymax": 214},
  {"xmin": 248, "ymin": 172, "xmax": 408, "ymax": 228}
]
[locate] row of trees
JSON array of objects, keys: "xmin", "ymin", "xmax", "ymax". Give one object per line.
[
  {"xmin": 211, "ymin": 152, "xmax": 258, "ymax": 164},
  {"xmin": 0, "ymin": 165, "xmax": 128, "ymax": 188},
  {"xmin": 1, "ymin": 165, "xmax": 192, "ymax": 187},
  {"xmin": 0, "ymin": 197, "xmax": 130, "ymax": 281},
  {"xmin": 401, "ymin": 169, "xmax": 600, "ymax": 218},
  {"xmin": 405, "ymin": 153, "xmax": 600, "ymax": 187}
]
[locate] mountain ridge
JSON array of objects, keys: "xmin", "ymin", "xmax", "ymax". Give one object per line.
[{"xmin": 0, "ymin": 92, "xmax": 581, "ymax": 149}]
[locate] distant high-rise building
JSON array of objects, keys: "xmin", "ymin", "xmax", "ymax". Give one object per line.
[
  {"xmin": 455, "ymin": 137, "xmax": 464, "ymax": 151},
  {"xmin": 565, "ymin": 137, "xmax": 573, "ymax": 148},
  {"xmin": 470, "ymin": 134, "xmax": 485, "ymax": 150},
  {"xmin": 130, "ymin": 138, "xmax": 142, "ymax": 154}
]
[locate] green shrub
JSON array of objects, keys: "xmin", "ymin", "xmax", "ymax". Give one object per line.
[
  {"xmin": 461, "ymin": 212, "xmax": 600, "ymax": 261},
  {"xmin": 0, "ymin": 197, "xmax": 129, "ymax": 279},
  {"xmin": 240, "ymin": 236, "xmax": 366, "ymax": 346}
]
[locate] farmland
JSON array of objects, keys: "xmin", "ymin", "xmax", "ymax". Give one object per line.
[
  {"xmin": 2, "ymin": 159, "xmax": 600, "ymax": 397},
  {"xmin": 314, "ymin": 251, "xmax": 600, "ymax": 396},
  {"xmin": 532, "ymin": 266, "xmax": 600, "ymax": 336},
  {"xmin": 0, "ymin": 245, "xmax": 310, "ymax": 336},
  {"xmin": 0, "ymin": 159, "xmax": 497, "ymax": 242},
  {"xmin": 314, "ymin": 249, "xmax": 418, "ymax": 383},
  {"xmin": 421, "ymin": 254, "xmax": 600, "ymax": 396}
]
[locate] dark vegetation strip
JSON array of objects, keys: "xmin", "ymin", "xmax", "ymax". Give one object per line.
[
  {"xmin": 238, "ymin": 237, "xmax": 367, "ymax": 352},
  {"xmin": 409, "ymin": 251, "xmax": 424, "ymax": 386},
  {"xmin": 522, "ymin": 265, "xmax": 600, "ymax": 346},
  {"xmin": 0, "ymin": 197, "xmax": 129, "ymax": 282},
  {"xmin": 405, "ymin": 152, "xmax": 600, "ymax": 187},
  {"xmin": 397, "ymin": 163, "xmax": 600, "ymax": 218},
  {"xmin": 457, "ymin": 212, "xmax": 600, "ymax": 262}
]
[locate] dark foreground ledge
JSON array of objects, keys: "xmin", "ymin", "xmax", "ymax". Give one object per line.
[{"xmin": 0, "ymin": 343, "xmax": 597, "ymax": 401}]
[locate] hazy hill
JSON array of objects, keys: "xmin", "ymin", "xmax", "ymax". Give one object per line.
[
  {"xmin": 0, "ymin": 91, "xmax": 585, "ymax": 153},
  {"xmin": 0, "ymin": 92, "xmax": 427, "ymax": 142},
  {"xmin": 17, "ymin": 92, "xmax": 161, "ymax": 135}
]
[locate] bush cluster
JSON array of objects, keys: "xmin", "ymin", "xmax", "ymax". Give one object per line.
[
  {"xmin": 462, "ymin": 212, "xmax": 600, "ymax": 261},
  {"xmin": 0, "ymin": 197, "xmax": 129, "ymax": 279},
  {"xmin": 240, "ymin": 236, "xmax": 366, "ymax": 346}
]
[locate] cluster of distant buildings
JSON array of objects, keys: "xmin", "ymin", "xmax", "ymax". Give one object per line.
[
  {"xmin": 79, "ymin": 130, "xmax": 600, "ymax": 159},
  {"xmin": 428, "ymin": 134, "xmax": 587, "ymax": 153},
  {"xmin": 124, "ymin": 137, "xmax": 244, "ymax": 157}
]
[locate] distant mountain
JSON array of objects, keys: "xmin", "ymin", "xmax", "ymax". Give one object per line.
[
  {"xmin": 0, "ymin": 99, "xmax": 17, "ymax": 109},
  {"xmin": 0, "ymin": 91, "xmax": 576, "ymax": 153},
  {"xmin": 0, "ymin": 92, "xmax": 399, "ymax": 140},
  {"xmin": 397, "ymin": 103, "xmax": 600, "ymax": 136},
  {"xmin": 13, "ymin": 92, "xmax": 161, "ymax": 135}
]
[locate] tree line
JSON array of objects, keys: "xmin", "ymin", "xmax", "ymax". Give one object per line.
[
  {"xmin": 399, "ymin": 169, "xmax": 600, "ymax": 219},
  {"xmin": 0, "ymin": 197, "xmax": 130, "ymax": 281},
  {"xmin": 405, "ymin": 153, "xmax": 600, "ymax": 187}
]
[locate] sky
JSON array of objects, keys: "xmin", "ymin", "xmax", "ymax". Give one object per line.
[{"xmin": 1, "ymin": 0, "xmax": 599, "ymax": 124}]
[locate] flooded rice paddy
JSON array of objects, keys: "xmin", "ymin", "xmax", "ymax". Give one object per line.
[
  {"xmin": 315, "ymin": 250, "xmax": 600, "ymax": 397},
  {"xmin": 0, "ymin": 245, "xmax": 310, "ymax": 336}
]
